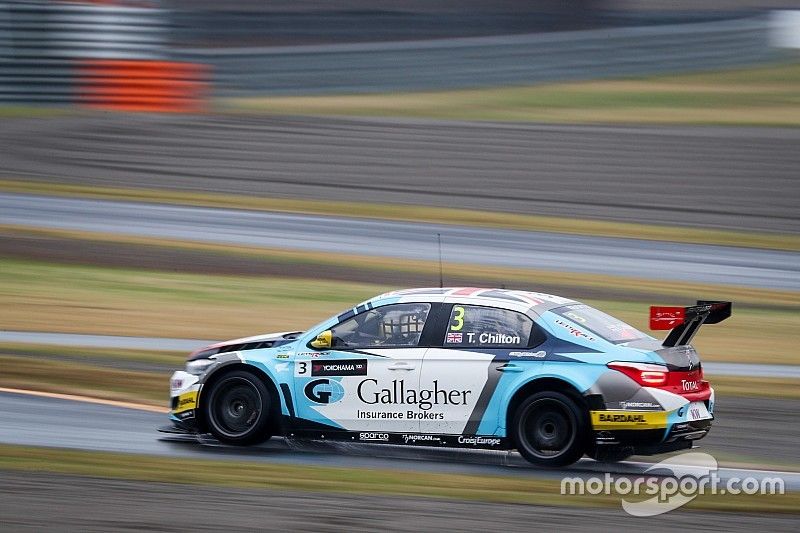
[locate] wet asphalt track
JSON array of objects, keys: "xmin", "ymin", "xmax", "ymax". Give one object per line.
[
  {"xmin": 2, "ymin": 193, "xmax": 799, "ymax": 290},
  {"xmin": 0, "ymin": 391, "xmax": 797, "ymax": 488},
  {"xmin": 1, "ymin": 116, "xmax": 799, "ymax": 234},
  {"xmin": 2, "ymin": 471, "xmax": 798, "ymax": 532}
]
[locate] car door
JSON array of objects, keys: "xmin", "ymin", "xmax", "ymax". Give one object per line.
[
  {"xmin": 419, "ymin": 303, "xmax": 540, "ymax": 436},
  {"xmin": 293, "ymin": 302, "xmax": 435, "ymax": 435}
]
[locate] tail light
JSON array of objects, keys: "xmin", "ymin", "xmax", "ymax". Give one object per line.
[{"xmin": 607, "ymin": 361, "xmax": 669, "ymax": 387}]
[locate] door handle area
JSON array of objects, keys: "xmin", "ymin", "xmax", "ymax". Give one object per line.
[
  {"xmin": 388, "ymin": 362, "xmax": 415, "ymax": 370},
  {"xmin": 497, "ymin": 363, "xmax": 522, "ymax": 372}
]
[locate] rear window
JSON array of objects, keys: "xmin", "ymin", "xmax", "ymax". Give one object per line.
[{"xmin": 552, "ymin": 304, "xmax": 645, "ymax": 343}]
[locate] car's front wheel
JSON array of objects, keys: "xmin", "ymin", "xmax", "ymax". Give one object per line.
[
  {"xmin": 204, "ymin": 370, "xmax": 274, "ymax": 445},
  {"xmin": 512, "ymin": 391, "xmax": 587, "ymax": 467}
]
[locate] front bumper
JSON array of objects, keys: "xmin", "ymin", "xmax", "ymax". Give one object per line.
[{"xmin": 168, "ymin": 370, "xmax": 201, "ymax": 429}]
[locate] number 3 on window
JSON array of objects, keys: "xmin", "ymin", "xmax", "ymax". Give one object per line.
[{"xmin": 450, "ymin": 306, "xmax": 465, "ymax": 331}]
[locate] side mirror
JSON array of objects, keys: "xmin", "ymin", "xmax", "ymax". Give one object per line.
[{"xmin": 310, "ymin": 330, "xmax": 332, "ymax": 349}]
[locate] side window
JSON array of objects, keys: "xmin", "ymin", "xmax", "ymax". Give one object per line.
[
  {"xmin": 330, "ymin": 303, "xmax": 432, "ymax": 348},
  {"xmin": 444, "ymin": 305, "xmax": 534, "ymax": 348}
]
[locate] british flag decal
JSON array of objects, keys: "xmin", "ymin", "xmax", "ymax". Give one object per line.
[{"xmin": 445, "ymin": 332, "xmax": 463, "ymax": 343}]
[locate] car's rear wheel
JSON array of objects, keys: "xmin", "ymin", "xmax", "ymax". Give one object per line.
[
  {"xmin": 204, "ymin": 370, "xmax": 273, "ymax": 445},
  {"xmin": 512, "ymin": 391, "xmax": 587, "ymax": 467}
]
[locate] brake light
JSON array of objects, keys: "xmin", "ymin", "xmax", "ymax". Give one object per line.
[{"xmin": 607, "ymin": 361, "xmax": 669, "ymax": 387}]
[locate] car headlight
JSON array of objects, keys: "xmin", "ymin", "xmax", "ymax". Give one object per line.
[{"xmin": 185, "ymin": 358, "xmax": 215, "ymax": 375}]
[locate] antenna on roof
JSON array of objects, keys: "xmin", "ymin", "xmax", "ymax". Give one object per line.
[{"xmin": 437, "ymin": 233, "xmax": 443, "ymax": 288}]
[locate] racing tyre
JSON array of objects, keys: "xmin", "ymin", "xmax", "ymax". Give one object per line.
[
  {"xmin": 512, "ymin": 391, "xmax": 587, "ymax": 467},
  {"xmin": 204, "ymin": 370, "xmax": 274, "ymax": 445}
]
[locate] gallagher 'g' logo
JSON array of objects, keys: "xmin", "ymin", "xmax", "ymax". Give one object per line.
[{"xmin": 304, "ymin": 379, "xmax": 344, "ymax": 404}]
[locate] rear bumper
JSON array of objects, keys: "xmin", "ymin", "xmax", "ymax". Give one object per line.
[
  {"xmin": 593, "ymin": 416, "xmax": 712, "ymax": 453},
  {"xmin": 589, "ymin": 387, "xmax": 715, "ymax": 453},
  {"xmin": 664, "ymin": 417, "xmax": 713, "ymax": 443}
]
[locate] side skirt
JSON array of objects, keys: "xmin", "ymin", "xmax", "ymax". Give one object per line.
[
  {"xmin": 285, "ymin": 429, "xmax": 513, "ymax": 450},
  {"xmin": 160, "ymin": 416, "xmax": 514, "ymax": 451}
]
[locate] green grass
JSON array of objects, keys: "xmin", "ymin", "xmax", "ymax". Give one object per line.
[
  {"xmin": 1, "ymin": 257, "xmax": 798, "ymax": 364},
  {"xmin": 224, "ymin": 61, "xmax": 800, "ymax": 126},
  {"xmin": 2, "ymin": 179, "xmax": 799, "ymax": 253},
  {"xmin": 3, "ymin": 226, "xmax": 799, "ymax": 311},
  {"xmin": 0, "ymin": 445, "xmax": 795, "ymax": 511},
  {"xmin": 0, "ymin": 106, "xmax": 72, "ymax": 118},
  {"xmin": 0, "ymin": 257, "xmax": 384, "ymax": 339},
  {"xmin": 0, "ymin": 343, "xmax": 184, "ymax": 367},
  {"xmin": 0, "ymin": 354, "xmax": 167, "ymax": 407},
  {"xmin": 3, "ymin": 62, "xmax": 800, "ymax": 127}
]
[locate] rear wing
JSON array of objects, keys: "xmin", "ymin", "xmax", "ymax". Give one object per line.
[{"xmin": 649, "ymin": 301, "xmax": 732, "ymax": 347}]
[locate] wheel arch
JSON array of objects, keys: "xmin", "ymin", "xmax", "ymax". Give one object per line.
[
  {"xmin": 504, "ymin": 376, "xmax": 588, "ymax": 435},
  {"xmin": 197, "ymin": 361, "xmax": 281, "ymax": 432}
]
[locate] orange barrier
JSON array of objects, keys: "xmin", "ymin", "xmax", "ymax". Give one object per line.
[{"xmin": 78, "ymin": 59, "xmax": 209, "ymax": 113}]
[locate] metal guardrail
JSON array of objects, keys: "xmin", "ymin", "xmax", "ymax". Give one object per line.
[
  {"xmin": 0, "ymin": 0, "xmax": 204, "ymax": 109},
  {"xmin": 0, "ymin": 3, "xmax": 781, "ymax": 103},
  {"xmin": 0, "ymin": 1, "xmax": 167, "ymax": 103},
  {"xmin": 176, "ymin": 15, "xmax": 777, "ymax": 96},
  {"xmin": 165, "ymin": 9, "xmax": 760, "ymax": 48}
]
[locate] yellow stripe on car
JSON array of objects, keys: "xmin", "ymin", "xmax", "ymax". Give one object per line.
[{"xmin": 590, "ymin": 410, "xmax": 667, "ymax": 430}]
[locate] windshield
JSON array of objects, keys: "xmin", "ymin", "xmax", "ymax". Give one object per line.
[{"xmin": 552, "ymin": 304, "xmax": 646, "ymax": 343}]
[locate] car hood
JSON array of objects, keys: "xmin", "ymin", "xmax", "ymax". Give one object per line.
[{"xmin": 187, "ymin": 330, "xmax": 303, "ymax": 360}]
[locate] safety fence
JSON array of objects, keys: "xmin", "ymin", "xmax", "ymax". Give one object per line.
[
  {"xmin": 178, "ymin": 15, "xmax": 778, "ymax": 97},
  {"xmin": 0, "ymin": 0, "xmax": 208, "ymax": 111},
  {"xmin": 0, "ymin": 2, "xmax": 786, "ymax": 106}
]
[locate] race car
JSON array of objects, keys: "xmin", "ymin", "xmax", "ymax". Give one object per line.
[{"xmin": 162, "ymin": 288, "xmax": 730, "ymax": 467}]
